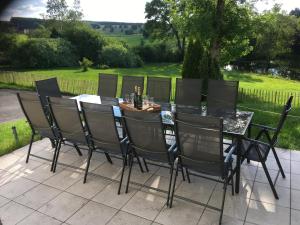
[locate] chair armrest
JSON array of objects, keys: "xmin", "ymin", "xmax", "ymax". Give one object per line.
[
  {"xmin": 250, "ymin": 123, "xmax": 277, "ymax": 132},
  {"xmin": 224, "ymin": 144, "xmax": 236, "ymax": 164},
  {"xmin": 243, "ymin": 137, "xmax": 270, "ymax": 148},
  {"xmin": 120, "ymin": 136, "xmax": 128, "ymax": 144},
  {"xmin": 168, "ymin": 143, "xmax": 177, "ymax": 153}
]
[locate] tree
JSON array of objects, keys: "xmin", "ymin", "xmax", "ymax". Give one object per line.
[
  {"xmin": 67, "ymin": 0, "xmax": 83, "ymax": 21},
  {"xmin": 144, "ymin": 0, "xmax": 187, "ymax": 60},
  {"xmin": 46, "ymin": 0, "xmax": 68, "ymax": 21}
]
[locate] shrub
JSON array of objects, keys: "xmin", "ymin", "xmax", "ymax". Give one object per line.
[
  {"xmin": 10, "ymin": 38, "xmax": 78, "ymax": 68},
  {"xmin": 101, "ymin": 42, "xmax": 143, "ymax": 68},
  {"xmin": 62, "ymin": 23, "xmax": 105, "ymax": 64},
  {"xmin": 79, "ymin": 57, "xmax": 93, "ymax": 71},
  {"xmin": 134, "ymin": 41, "xmax": 181, "ymax": 63}
]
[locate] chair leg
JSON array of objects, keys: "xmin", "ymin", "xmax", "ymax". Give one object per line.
[
  {"xmin": 186, "ymin": 168, "xmax": 191, "ymax": 183},
  {"xmin": 169, "ymin": 160, "xmax": 179, "ymax": 208},
  {"xmin": 125, "ymin": 154, "xmax": 134, "ymax": 193},
  {"xmin": 118, "ymin": 156, "xmax": 127, "ymax": 195},
  {"xmin": 143, "ymin": 158, "xmax": 149, "ymax": 172},
  {"xmin": 167, "ymin": 164, "xmax": 174, "ymax": 206},
  {"xmin": 180, "ymin": 165, "xmax": 185, "ymax": 181},
  {"xmin": 51, "ymin": 140, "xmax": 59, "ymax": 172},
  {"xmin": 49, "ymin": 138, "xmax": 56, "ymax": 148},
  {"xmin": 53, "ymin": 140, "xmax": 62, "ymax": 173},
  {"xmin": 230, "ymin": 165, "xmax": 235, "ymax": 196},
  {"xmin": 73, "ymin": 144, "xmax": 82, "ymax": 156},
  {"xmin": 104, "ymin": 152, "xmax": 113, "ymax": 164},
  {"xmin": 26, "ymin": 134, "xmax": 35, "ymax": 163},
  {"xmin": 135, "ymin": 153, "xmax": 144, "ymax": 173},
  {"xmin": 271, "ymin": 147, "xmax": 286, "ymax": 178},
  {"xmin": 83, "ymin": 147, "xmax": 93, "ymax": 184},
  {"xmin": 219, "ymin": 178, "xmax": 228, "ymax": 225},
  {"xmin": 261, "ymin": 160, "xmax": 279, "ymax": 199}
]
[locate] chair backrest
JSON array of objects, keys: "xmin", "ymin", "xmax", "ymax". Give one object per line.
[
  {"xmin": 47, "ymin": 97, "xmax": 86, "ymax": 144},
  {"xmin": 207, "ymin": 80, "xmax": 239, "ymax": 117},
  {"xmin": 17, "ymin": 92, "xmax": 55, "ymax": 139},
  {"xmin": 122, "ymin": 110, "xmax": 169, "ymax": 162},
  {"xmin": 271, "ymin": 96, "xmax": 293, "ymax": 146},
  {"xmin": 81, "ymin": 102, "xmax": 122, "ymax": 155},
  {"xmin": 175, "ymin": 78, "xmax": 203, "ymax": 106},
  {"xmin": 147, "ymin": 77, "xmax": 171, "ymax": 103},
  {"xmin": 175, "ymin": 113, "xmax": 224, "ymax": 176},
  {"xmin": 121, "ymin": 76, "xmax": 144, "ymax": 98},
  {"xmin": 98, "ymin": 74, "xmax": 118, "ymax": 98},
  {"xmin": 35, "ymin": 78, "xmax": 62, "ymax": 108}
]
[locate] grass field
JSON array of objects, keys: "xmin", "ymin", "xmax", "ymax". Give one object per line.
[
  {"xmin": 102, "ymin": 33, "xmax": 144, "ymax": 47},
  {"xmin": 0, "ymin": 63, "xmax": 300, "ymax": 151},
  {"xmin": 0, "ymin": 119, "xmax": 35, "ymax": 156}
]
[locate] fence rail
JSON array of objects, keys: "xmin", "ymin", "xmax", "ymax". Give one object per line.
[{"xmin": 0, "ymin": 71, "xmax": 299, "ymax": 111}]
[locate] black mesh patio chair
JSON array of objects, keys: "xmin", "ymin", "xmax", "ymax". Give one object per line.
[
  {"xmin": 175, "ymin": 78, "xmax": 203, "ymax": 106},
  {"xmin": 122, "ymin": 110, "xmax": 177, "ymax": 203},
  {"xmin": 17, "ymin": 92, "xmax": 58, "ymax": 164},
  {"xmin": 98, "ymin": 74, "xmax": 118, "ymax": 98},
  {"xmin": 35, "ymin": 77, "xmax": 62, "ymax": 110},
  {"xmin": 121, "ymin": 76, "xmax": 144, "ymax": 98},
  {"xmin": 147, "ymin": 77, "xmax": 171, "ymax": 105},
  {"xmin": 207, "ymin": 80, "xmax": 239, "ymax": 117},
  {"xmin": 81, "ymin": 102, "xmax": 130, "ymax": 189},
  {"xmin": 47, "ymin": 97, "xmax": 113, "ymax": 172},
  {"xmin": 170, "ymin": 113, "xmax": 235, "ymax": 225},
  {"xmin": 240, "ymin": 96, "xmax": 293, "ymax": 199}
]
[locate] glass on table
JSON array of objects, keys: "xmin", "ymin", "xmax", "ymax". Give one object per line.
[
  {"xmin": 148, "ymin": 97, "xmax": 154, "ymax": 106},
  {"xmin": 143, "ymin": 95, "xmax": 149, "ymax": 106},
  {"xmin": 124, "ymin": 94, "xmax": 130, "ymax": 103}
]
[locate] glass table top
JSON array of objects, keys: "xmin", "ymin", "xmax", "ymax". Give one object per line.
[{"xmin": 72, "ymin": 94, "xmax": 253, "ymax": 136}]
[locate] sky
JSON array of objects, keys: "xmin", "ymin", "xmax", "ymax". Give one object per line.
[{"xmin": 0, "ymin": 0, "xmax": 299, "ymax": 22}]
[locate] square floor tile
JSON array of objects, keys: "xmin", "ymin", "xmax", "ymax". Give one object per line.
[
  {"xmin": 291, "ymin": 209, "xmax": 300, "ymax": 225},
  {"xmin": 292, "ymin": 174, "xmax": 300, "ymax": 190},
  {"xmin": 0, "ymin": 201, "xmax": 34, "ymax": 225},
  {"xmin": 55, "ymin": 151, "xmax": 82, "ymax": 166},
  {"xmin": 0, "ymin": 154, "xmax": 22, "ymax": 171},
  {"xmin": 93, "ymin": 162, "xmax": 123, "ymax": 180},
  {"xmin": 6, "ymin": 158, "xmax": 42, "ymax": 175},
  {"xmin": 208, "ymin": 184, "xmax": 249, "ymax": 220},
  {"xmin": 0, "ymin": 195, "xmax": 9, "ymax": 208},
  {"xmin": 71, "ymin": 158, "xmax": 105, "ymax": 172},
  {"xmin": 23, "ymin": 163, "xmax": 63, "ymax": 183},
  {"xmin": 93, "ymin": 182, "xmax": 137, "ymax": 209},
  {"xmin": 67, "ymin": 201, "xmax": 117, "ymax": 225},
  {"xmin": 66, "ymin": 176, "xmax": 110, "ymax": 199},
  {"xmin": 246, "ymin": 200, "xmax": 290, "ymax": 225},
  {"xmin": 255, "ymin": 168, "xmax": 290, "ymax": 188},
  {"xmin": 155, "ymin": 200, "xmax": 203, "ymax": 225},
  {"xmin": 15, "ymin": 184, "xmax": 61, "ymax": 210},
  {"xmin": 17, "ymin": 211, "xmax": 62, "ymax": 225},
  {"xmin": 174, "ymin": 176, "xmax": 216, "ymax": 205},
  {"xmin": 107, "ymin": 211, "xmax": 152, "ymax": 225},
  {"xmin": 291, "ymin": 161, "xmax": 300, "ymax": 175},
  {"xmin": 240, "ymin": 165, "xmax": 257, "ymax": 181},
  {"xmin": 198, "ymin": 209, "xmax": 244, "ymax": 225},
  {"xmin": 122, "ymin": 191, "xmax": 166, "ymax": 221},
  {"xmin": 43, "ymin": 169, "xmax": 82, "ymax": 190},
  {"xmin": 250, "ymin": 182, "xmax": 290, "ymax": 208},
  {"xmin": 0, "ymin": 176, "xmax": 38, "ymax": 199},
  {"xmin": 291, "ymin": 189, "xmax": 300, "ymax": 210},
  {"xmin": 38, "ymin": 192, "xmax": 88, "ymax": 221},
  {"xmin": 291, "ymin": 151, "xmax": 300, "ymax": 162},
  {"xmin": 263, "ymin": 158, "xmax": 290, "ymax": 173}
]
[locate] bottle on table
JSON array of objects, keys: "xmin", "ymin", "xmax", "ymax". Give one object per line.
[
  {"xmin": 137, "ymin": 86, "xmax": 143, "ymax": 110},
  {"xmin": 134, "ymin": 85, "xmax": 138, "ymax": 108}
]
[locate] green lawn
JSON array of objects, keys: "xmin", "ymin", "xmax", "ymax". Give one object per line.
[
  {"xmin": 4, "ymin": 63, "xmax": 300, "ymax": 91},
  {"xmin": 102, "ymin": 33, "xmax": 145, "ymax": 47},
  {"xmin": 0, "ymin": 119, "xmax": 35, "ymax": 156}
]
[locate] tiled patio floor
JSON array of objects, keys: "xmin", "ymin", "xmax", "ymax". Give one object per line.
[{"xmin": 0, "ymin": 139, "xmax": 299, "ymax": 225}]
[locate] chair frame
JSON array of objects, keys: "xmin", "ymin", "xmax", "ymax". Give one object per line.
[
  {"xmin": 146, "ymin": 77, "xmax": 171, "ymax": 103},
  {"xmin": 170, "ymin": 114, "xmax": 235, "ymax": 225},
  {"xmin": 121, "ymin": 76, "xmax": 144, "ymax": 98},
  {"xmin": 80, "ymin": 102, "xmax": 129, "ymax": 191},
  {"xmin": 242, "ymin": 96, "xmax": 293, "ymax": 199},
  {"xmin": 121, "ymin": 111, "xmax": 177, "ymax": 204},
  {"xmin": 17, "ymin": 93, "xmax": 58, "ymax": 164}
]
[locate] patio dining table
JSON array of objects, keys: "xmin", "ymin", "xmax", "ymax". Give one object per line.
[{"xmin": 71, "ymin": 94, "xmax": 254, "ymax": 194}]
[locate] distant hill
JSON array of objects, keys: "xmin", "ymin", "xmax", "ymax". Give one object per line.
[{"xmin": 1, "ymin": 17, "xmax": 144, "ymax": 35}]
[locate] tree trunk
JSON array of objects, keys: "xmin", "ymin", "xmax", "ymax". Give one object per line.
[{"xmin": 209, "ymin": 0, "xmax": 225, "ymax": 79}]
